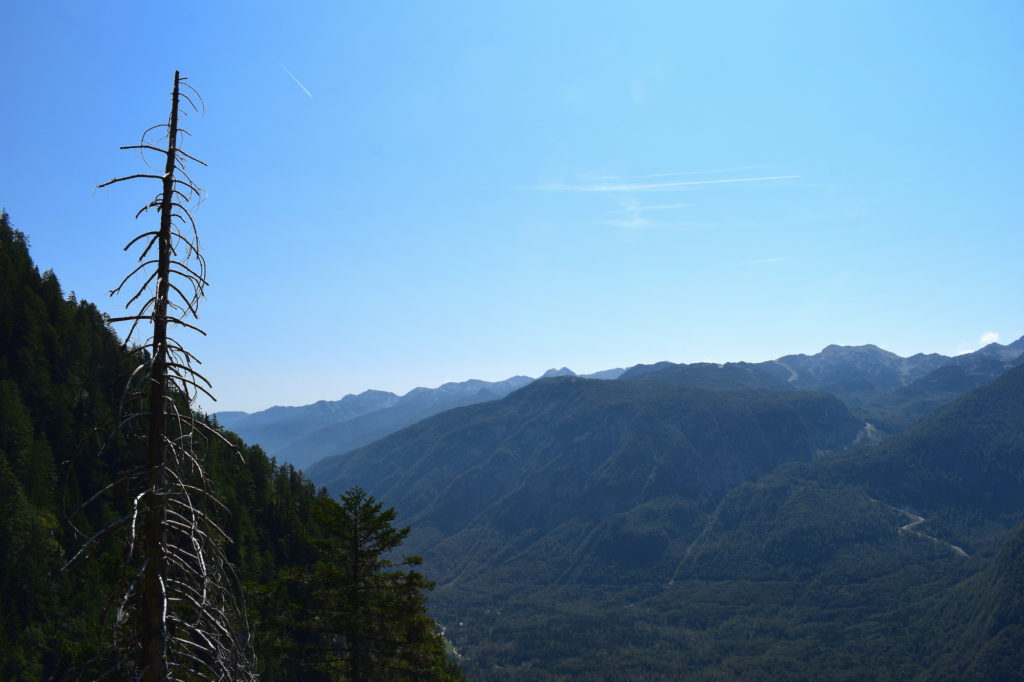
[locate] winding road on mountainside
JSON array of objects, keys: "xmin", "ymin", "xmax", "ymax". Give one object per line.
[
  {"xmin": 876, "ymin": 501, "xmax": 970, "ymax": 557},
  {"xmin": 663, "ymin": 495, "xmax": 971, "ymax": 591}
]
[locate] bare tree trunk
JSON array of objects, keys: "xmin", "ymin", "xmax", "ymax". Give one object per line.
[
  {"xmin": 139, "ymin": 69, "xmax": 180, "ymax": 682},
  {"xmin": 67, "ymin": 69, "xmax": 257, "ymax": 681}
]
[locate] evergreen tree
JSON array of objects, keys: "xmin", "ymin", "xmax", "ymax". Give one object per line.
[{"xmin": 296, "ymin": 487, "xmax": 460, "ymax": 681}]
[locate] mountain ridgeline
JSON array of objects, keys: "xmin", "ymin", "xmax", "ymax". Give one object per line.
[
  {"xmin": 307, "ymin": 362, "xmax": 1024, "ymax": 679},
  {"xmin": 222, "ymin": 337, "xmax": 1023, "ymax": 473},
  {"xmin": 621, "ymin": 339, "xmax": 1024, "ymax": 429},
  {"xmin": 218, "ymin": 379, "xmax": 536, "ymax": 469},
  {"xmin": 218, "ymin": 369, "xmax": 626, "ymax": 470}
]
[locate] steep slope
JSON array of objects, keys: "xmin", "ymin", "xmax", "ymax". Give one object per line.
[
  {"xmin": 625, "ymin": 364, "xmax": 1024, "ymax": 680},
  {"xmin": 810, "ymin": 363, "xmax": 1024, "ymax": 553},
  {"xmin": 684, "ymin": 363, "xmax": 1024, "ymax": 570},
  {"xmin": 916, "ymin": 520, "xmax": 1024, "ymax": 681},
  {"xmin": 0, "ymin": 212, "xmax": 131, "ymax": 677},
  {"xmin": 833, "ymin": 519, "xmax": 1024, "ymax": 682}
]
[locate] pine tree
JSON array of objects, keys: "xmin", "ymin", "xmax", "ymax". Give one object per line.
[{"xmin": 297, "ymin": 487, "xmax": 460, "ymax": 681}]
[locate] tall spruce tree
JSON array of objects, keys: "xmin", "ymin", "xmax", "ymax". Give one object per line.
[{"xmin": 296, "ymin": 487, "xmax": 460, "ymax": 681}]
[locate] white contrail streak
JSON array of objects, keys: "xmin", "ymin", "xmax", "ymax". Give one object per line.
[
  {"xmin": 544, "ymin": 175, "xmax": 800, "ymax": 192},
  {"xmin": 595, "ymin": 165, "xmax": 774, "ymax": 180},
  {"xmin": 278, "ymin": 61, "xmax": 313, "ymax": 98}
]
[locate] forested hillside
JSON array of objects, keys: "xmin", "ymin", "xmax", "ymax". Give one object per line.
[
  {"xmin": 310, "ymin": 347, "xmax": 1024, "ymax": 679},
  {"xmin": 0, "ymin": 212, "xmax": 460, "ymax": 680}
]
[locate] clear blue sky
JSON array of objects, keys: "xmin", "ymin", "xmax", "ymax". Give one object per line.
[{"xmin": 2, "ymin": 1, "xmax": 1022, "ymax": 412}]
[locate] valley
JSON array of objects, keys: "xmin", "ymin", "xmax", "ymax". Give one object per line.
[{"xmin": 284, "ymin": 344, "xmax": 1023, "ymax": 679}]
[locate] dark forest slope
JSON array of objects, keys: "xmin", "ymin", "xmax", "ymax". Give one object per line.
[
  {"xmin": 309, "ymin": 342, "xmax": 1024, "ymax": 679},
  {"xmin": 0, "ymin": 212, "xmax": 457, "ymax": 680}
]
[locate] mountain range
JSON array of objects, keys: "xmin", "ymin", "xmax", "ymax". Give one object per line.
[
  {"xmin": 219, "ymin": 338, "xmax": 1024, "ymax": 472},
  {"xmin": 216, "ymin": 369, "xmax": 625, "ymax": 470},
  {"xmin": 304, "ymin": 359, "xmax": 1024, "ymax": 679},
  {"xmin": 621, "ymin": 338, "xmax": 1024, "ymax": 429}
]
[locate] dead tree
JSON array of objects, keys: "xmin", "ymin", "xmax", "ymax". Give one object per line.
[{"xmin": 68, "ymin": 70, "xmax": 256, "ymax": 681}]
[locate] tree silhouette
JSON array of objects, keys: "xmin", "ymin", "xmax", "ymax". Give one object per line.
[
  {"xmin": 298, "ymin": 487, "xmax": 459, "ymax": 681},
  {"xmin": 66, "ymin": 70, "xmax": 255, "ymax": 681}
]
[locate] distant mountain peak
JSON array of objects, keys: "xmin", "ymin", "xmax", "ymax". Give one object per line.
[
  {"xmin": 818, "ymin": 343, "xmax": 892, "ymax": 358},
  {"xmin": 358, "ymin": 388, "xmax": 399, "ymax": 398},
  {"xmin": 542, "ymin": 367, "xmax": 576, "ymax": 378}
]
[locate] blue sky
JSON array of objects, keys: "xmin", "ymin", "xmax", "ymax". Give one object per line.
[{"xmin": 2, "ymin": 1, "xmax": 1022, "ymax": 412}]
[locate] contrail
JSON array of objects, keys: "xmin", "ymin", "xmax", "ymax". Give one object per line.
[
  {"xmin": 544, "ymin": 175, "xmax": 800, "ymax": 192},
  {"xmin": 595, "ymin": 165, "xmax": 774, "ymax": 180},
  {"xmin": 278, "ymin": 61, "xmax": 313, "ymax": 98}
]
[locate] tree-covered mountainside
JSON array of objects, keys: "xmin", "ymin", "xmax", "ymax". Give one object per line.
[
  {"xmin": 308, "ymin": 348, "xmax": 1024, "ymax": 679},
  {"xmin": 806, "ymin": 363, "xmax": 1024, "ymax": 554},
  {"xmin": 1, "ymin": 210, "xmax": 132, "ymax": 677},
  {"xmin": 0, "ymin": 211, "xmax": 458, "ymax": 680},
  {"xmin": 308, "ymin": 376, "xmax": 864, "ymax": 538},
  {"xmin": 915, "ymin": 519, "xmax": 1024, "ymax": 681},
  {"xmin": 306, "ymin": 376, "xmax": 868, "ymax": 674},
  {"xmin": 231, "ymin": 338, "xmax": 1020, "ymax": 477},
  {"xmin": 621, "ymin": 365, "xmax": 1024, "ymax": 680}
]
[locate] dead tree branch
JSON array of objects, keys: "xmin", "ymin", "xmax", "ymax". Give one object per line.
[{"xmin": 76, "ymin": 70, "xmax": 256, "ymax": 682}]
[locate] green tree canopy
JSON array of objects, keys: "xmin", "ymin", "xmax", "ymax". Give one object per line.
[{"xmin": 295, "ymin": 487, "xmax": 461, "ymax": 681}]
